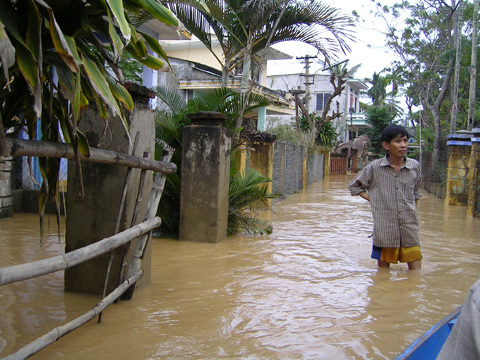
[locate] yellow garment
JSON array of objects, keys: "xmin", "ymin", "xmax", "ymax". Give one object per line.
[{"xmin": 381, "ymin": 246, "xmax": 422, "ymax": 264}]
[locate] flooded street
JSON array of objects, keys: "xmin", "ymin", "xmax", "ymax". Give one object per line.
[{"xmin": 1, "ymin": 175, "xmax": 480, "ymax": 359}]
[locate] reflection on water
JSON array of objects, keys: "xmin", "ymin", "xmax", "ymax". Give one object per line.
[{"xmin": 1, "ymin": 175, "xmax": 480, "ymax": 359}]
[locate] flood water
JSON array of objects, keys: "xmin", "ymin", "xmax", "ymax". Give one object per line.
[{"xmin": 1, "ymin": 175, "xmax": 480, "ymax": 359}]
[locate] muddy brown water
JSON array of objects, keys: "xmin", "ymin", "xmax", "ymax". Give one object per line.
[{"xmin": 1, "ymin": 175, "xmax": 480, "ymax": 359}]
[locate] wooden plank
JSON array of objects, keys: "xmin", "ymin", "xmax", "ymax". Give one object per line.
[{"xmin": 121, "ymin": 140, "xmax": 174, "ymax": 299}]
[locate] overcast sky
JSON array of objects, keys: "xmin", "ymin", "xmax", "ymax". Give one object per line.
[{"xmin": 268, "ymin": 0, "xmax": 403, "ymax": 81}]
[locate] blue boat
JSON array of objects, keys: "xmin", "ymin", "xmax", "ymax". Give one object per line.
[{"xmin": 396, "ymin": 306, "xmax": 463, "ymax": 360}]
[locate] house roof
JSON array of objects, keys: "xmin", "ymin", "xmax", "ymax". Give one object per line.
[{"xmin": 347, "ymin": 79, "xmax": 368, "ymax": 90}]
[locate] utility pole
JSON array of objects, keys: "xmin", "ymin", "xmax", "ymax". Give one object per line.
[
  {"xmin": 297, "ymin": 55, "xmax": 316, "ymax": 115},
  {"xmin": 468, "ymin": 0, "xmax": 478, "ymax": 131},
  {"xmin": 290, "ymin": 88, "xmax": 306, "ymax": 132}
]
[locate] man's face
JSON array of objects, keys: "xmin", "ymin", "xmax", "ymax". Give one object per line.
[{"xmin": 382, "ymin": 134, "xmax": 408, "ymax": 158}]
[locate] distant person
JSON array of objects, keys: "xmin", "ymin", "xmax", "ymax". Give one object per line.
[
  {"xmin": 437, "ymin": 276, "xmax": 480, "ymax": 359},
  {"xmin": 349, "ymin": 125, "xmax": 422, "ymax": 270}
]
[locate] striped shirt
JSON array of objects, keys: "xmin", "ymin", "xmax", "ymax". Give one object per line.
[{"xmin": 349, "ymin": 156, "xmax": 422, "ymax": 248}]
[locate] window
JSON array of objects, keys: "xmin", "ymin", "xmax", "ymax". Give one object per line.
[{"xmin": 316, "ymin": 93, "xmax": 331, "ymax": 111}]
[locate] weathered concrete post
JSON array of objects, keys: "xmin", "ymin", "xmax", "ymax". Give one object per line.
[
  {"xmin": 445, "ymin": 131, "xmax": 473, "ymax": 206},
  {"xmin": 249, "ymin": 134, "xmax": 276, "ymax": 199},
  {"xmin": 65, "ymin": 83, "xmax": 156, "ymax": 295},
  {"xmin": 467, "ymin": 128, "xmax": 480, "ymax": 217},
  {"xmin": 179, "ymin": 111, "xmax": 231, "ymax": 243},
  {"xmin": 0, "ymin": 156, "xmax": 13, "ymax": 218}
]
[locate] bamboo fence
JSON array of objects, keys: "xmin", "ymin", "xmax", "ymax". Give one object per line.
[
  {"xmin": 5, "ymin": 137, "xmax": 176, "ymax": 174},
  {"xmin": 0, "ymin": 137, "xmax": 176, "ymax": 359},
  {"xmin": 2, "ymin": 270, "xmax": 143, "ymax": 360},
  {"xmin": 0, "ymin": 216, "xmax": 161, "ymax": 286}
]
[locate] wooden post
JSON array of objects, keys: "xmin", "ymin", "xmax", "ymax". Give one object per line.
[{"xmin": 121, "ymin": 141, "xmax": 175, "ymax": 300}]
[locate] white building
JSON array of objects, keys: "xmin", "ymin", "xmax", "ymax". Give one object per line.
[
  {"xmin": 267, "ymin": 72, "xmax": 370, "ymax": 143},
  {"xmin": 156, "ymin": 39, "xmax": 295, "ymax": 130}
]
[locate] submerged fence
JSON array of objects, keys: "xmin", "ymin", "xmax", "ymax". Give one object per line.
[{"xmin": 0, "ymin": 137, "xmax": 175, "ymax": 360}]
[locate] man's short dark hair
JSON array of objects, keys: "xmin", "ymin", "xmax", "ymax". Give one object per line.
[{"xmin": 381, "ymin": 125, "xmax": 410, "ymax": 143}]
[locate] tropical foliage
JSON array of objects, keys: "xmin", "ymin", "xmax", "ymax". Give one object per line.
[
  {"xmin": 164, "ymin": 0, "xmax": 355, "ymax": 89},
  {"xmin": 228, "ymin": 168, "xmax": 275, "ymax": 236},
  {"xmin": 155, "ymin": 87, "xmax": 276, "ymax": 236},
  {"xmin": 359, "ymin": 105, "xmax": 396, "ymax": 155},
  {"xmin": 0, "ymin": 0, "xmax": 178, "ymax": 223},
  {"xmin": 373, "ymin": 0, "xmax": 466, "ymax": 171},
  {"xmin": 299, "ymin": 113, "xmax": 338, "ymax": 148}
]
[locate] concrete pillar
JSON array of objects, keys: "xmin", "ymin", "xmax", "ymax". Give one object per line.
[
  {"xmin": 179, "ymin": 111, "xmax": 231, "ymax": 243},
  {"xmin": 257, "ymin": 106, "xmax": 267, "ymax": 131},
  {"xmin": 323, "ymin": 150, "xmax": 330, "ymax": 178},
  {"xmin": 467, "ymin": 128, "xmax": 480, "ymax": 217},
  {"xmin": 65, "ymin": 83, "xmax": 156, "ymax": 295},
  {"xmin": 249, "ymin": 134, "xmax": 276, "ymax": 201},
  {"xmin": 0, "ymin": 156, "xmax": 13, "ymax": 218},
  {"xmin": 445, "ymin": 132, "xmax": 473, "ymax": 206}
]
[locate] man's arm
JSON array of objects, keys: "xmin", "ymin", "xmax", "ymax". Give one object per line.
[{"xmin": 358, "ymin": 191, "xmax": 370, "ymax": 202}]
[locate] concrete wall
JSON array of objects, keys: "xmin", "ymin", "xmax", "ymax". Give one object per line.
[
  {"xmin": 250, "ymin": 140, "xmax": 274, "ymax": 196},
  {"xmin": 445, "ymin": 129, "xmax": 480, "ymax": 218},
  {"xmin": 0, "ymin": 156, "xmax": 13, "ymax": 218},
  {"xmin": 468, "ymin": 135, "xmax": 480, "ymax": 216},
  {"xmin": 306, "ymin": 153, "xmax": 324, "ymax": 186},
  {"xmin": 272, "ymin": 142, "xmax": 304, "ymax": 196},
  {"xmin": 446, "ymin": 133, "xmax": 473, "ymax": 206},
  {"xmin": 269, "ymin": 141, "xmax": 326, "ymax": 198},
  {"xmin": 65, "ymin": 89, "xmax": 156, "ymax": 295}
]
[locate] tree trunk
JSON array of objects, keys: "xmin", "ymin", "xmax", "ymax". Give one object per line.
[
  {"xmin": 240, "ymin": 40, "xmax": 253, "ymax": 95},
  {"xmin": 450, "ymin": 1, "xmax": 464, "ymax": 133},
  {"xmin": 431, "ymin": 57, "xmax": 455, "ymax": 171},
  {"xmin": 468, "ymin": 0, "xmax": 478, "ymax": 131},
  {"xmin": 222, "ymin": 61, "xmax": 230, "ymax": 87}
]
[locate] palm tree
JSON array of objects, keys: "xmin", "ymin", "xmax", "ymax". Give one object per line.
[
  {"xmin": 366, "ymin": 71, "xmax": 403, "ymax": 116},
  {"xmin": 155, "ymin": 86, "xmax": 275, "ymax": 236},
  {"xmin": 367, "ymin": 72, "xmax": 388, "ymax": 106},
  {"xmin": 165, "ymin": 0, "xmax": 355, "ymax": 89}
]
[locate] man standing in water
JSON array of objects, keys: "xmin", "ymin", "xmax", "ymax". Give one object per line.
[{"xmin": 349, "ymin": 125, "xmax": 422, "ymax": 270}]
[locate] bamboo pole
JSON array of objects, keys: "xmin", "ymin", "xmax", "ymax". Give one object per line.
[
  {"xmin": 5, "ymin": 137, "xmax": 176, "ymax": 174},
  {"xmin": 121, "ymin": 141, "xmax": 174, "ymax": 300},
  {"xmin": 98, "ymin": 132, "xmax": 140, "ymax": 323},
  {"xmin": 1, "ymin": 270, "xmax": 143, "ymax": 360},
  {"xmin": 117, "ymin": 151, "xmax": 149, "ymax": 287},
  {"xmin": 0, "ymin": 217, "xmax": 161, "ymax": 286}
]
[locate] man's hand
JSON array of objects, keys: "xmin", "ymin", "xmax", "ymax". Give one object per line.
[{"xmin": 359, "ymin": 192, "xmax": 370, "ymax": 202}]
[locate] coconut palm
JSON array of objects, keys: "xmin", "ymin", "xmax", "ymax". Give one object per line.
[
  {"xmin": 164, "ymin": 0, "xmax": 355, "ymax": 88},
  {"xmin": 367, "ymin": 72, "xmax": 389, "ymax": 106}
]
